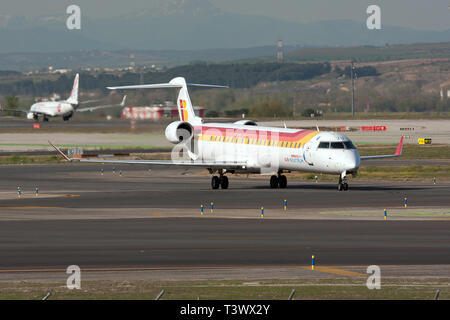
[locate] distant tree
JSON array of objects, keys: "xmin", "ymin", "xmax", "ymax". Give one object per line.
[
  {"xmin": 249, "ymin": 100, "xmax": 290, "ymax": 118},
  {"xmin": 334, "ymin": 66, "xmax": 343, "ymax": 75},
  {"xmin": 224, "ymin": 108, "xmax": 248, "ymax": 117},
  {"xmin": 301, "ymin": 108, "xmax": 315, "ymax": 117},
  {"xmin": 205, "ymin": 110, "xmax": 219, "ymax": 117},
  {"xmin": 0, "ymin": 70, "xmax": 21, "ymax": 76},
  {"xmin": 6, "ymin": 94, "xmax": 19, "ymax": 109},
  {"xmin": 0, "ymin": 62, "xmax": 332, "ymax": 96},
  {"xmin": 341, "ymin": 66, "xmax": 379, "ymax": 78}
]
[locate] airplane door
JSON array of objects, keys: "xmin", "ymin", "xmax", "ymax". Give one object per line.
[
  {"xmin": 188, "ymin": 131, "xmax": 199, "ymax": 160},
  {"xmin": 303, "ymin": 145, "xmax": 314, "ymax": 166}
]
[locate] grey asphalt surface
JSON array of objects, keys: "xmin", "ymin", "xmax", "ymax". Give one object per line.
[
  {"xmin": 0, "ymin": 164, "xmax": 448, "ymax": 209},
  {"xmin": 0, "ymin": 164, "xmax": 448, "ymax": 271},
  {"xmin": 0, "ymin": 218, "xmax": 449, "ymax": 270}
]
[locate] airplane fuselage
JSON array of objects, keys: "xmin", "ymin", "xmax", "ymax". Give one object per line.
[
  {"xmin": 28, "ymin": 101, "xmax": 75, "ymax": 119},
  {"xmin": 186, "ymin": 123, "xmax": 360, "ymax": 175}
]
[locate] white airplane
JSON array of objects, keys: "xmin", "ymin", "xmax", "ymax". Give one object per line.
[
  {"xmin": 50, "ymin": 76, "xmax": 403, "ymax": 191},
  {"xmin": 1, "ymin": 74, "xmax": 126, "ymax": 121}
]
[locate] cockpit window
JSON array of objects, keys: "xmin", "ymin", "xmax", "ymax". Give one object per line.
[
  {"xmin": 330, "ymin": 142, "xmax": 345, "ymax": 149},
  {"xmin": 344, "ymin": 141, "xmax": 356, "ymax": 149},
  {"xmin": 318, "ymin": 142, "xmax": 330, "ymax": 149}
]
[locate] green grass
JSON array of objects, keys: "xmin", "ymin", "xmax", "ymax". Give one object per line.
[
  {"xmin": 358, "ymin": 165, "xmax": 450, "ymax": 180},
  {"xmin": 287, "ymin": 164, "xmax": 450, "ymax": 181},
  {"xmin": 321, "ymin": 208, "xmax": 450, "ymax": 217},
  {"xmin": 0, "ymin": 278, "xmax": 447, "ymax": 300},
  {"xmin": 0, "ymin": 144, "xmax": 170, "ymax": 150},
  {"xmin": 0, "ymin": 155, "xmax": 62, "ymax": 165},
  {"xmin": 2, "ymin": 149, "xmax": 448, "ymax": 182}
]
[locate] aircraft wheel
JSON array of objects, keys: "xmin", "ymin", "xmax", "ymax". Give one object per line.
[
  {"xmin": 343, "ymin": 183, "xmax": 349, "ymax": 191},
  {"xmin": 33, "ymin": 114, "xmax": 38, "ymax": 121},
  {"xmin": 220, "ymin": 176, "xmax": 229, "ymax": 189},
  {"xmin": 270, "ymin": 175, "xmax": 279, "ymax": 188},
  {"xmin": 211, "ymin": 176, "xmax": 220, "ymax": 189},
  {"xmin": 279, "ymin": 175, "xmax": 287, "ymax": 188},
  {"xmin": 338, "ymin": 183, "xmax": 343, "ymax": 191},
  {"xmin": 43, "ymin": 117, "xmax": 49, "ymax": 122}
]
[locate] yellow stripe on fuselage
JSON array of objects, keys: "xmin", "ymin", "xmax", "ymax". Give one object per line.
[
  {"xmin": 197, "ymin": 130, "xmax": 319, "ymax": 148},
  {"xmin": 298, "ymin": 131, "xmax": 319, "ymax": 146}
]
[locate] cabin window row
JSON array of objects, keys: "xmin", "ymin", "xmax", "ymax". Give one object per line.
[{"xmin": 204, "ymin": 135, "xmax": 302, "ymax": 148}]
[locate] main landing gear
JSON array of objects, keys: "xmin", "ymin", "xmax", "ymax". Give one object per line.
[
  {"xmin": 63, "ymin": 112, "xmax": 73, "ymax": 121},
  {"xmin": 211, "ymin": 170, "xmax": 229, "ymax": 189},
  {"xmin": 338, "ymin": 175, "xmax": 349, "ymax": 191},
  {"xmin": 270, "ymin": 172, "xmax": 287, "ymax": 189}
]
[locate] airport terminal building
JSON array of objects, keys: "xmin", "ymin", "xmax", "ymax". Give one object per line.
[{"xmin": 121, "ymin": 102, "xmax": 205, "ymax": 120}]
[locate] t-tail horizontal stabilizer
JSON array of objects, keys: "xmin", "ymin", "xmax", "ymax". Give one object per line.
[{"xmin": 107, "ymin": 77, "xmax": 228, "ymax": 125}]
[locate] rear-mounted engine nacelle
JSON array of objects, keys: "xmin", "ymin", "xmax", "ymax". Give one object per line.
[
  {"xmin": 165, "ymin": 121, "xmax": 194, "ymax": 144},
  {"xmin": 234, "ymin": 120, "xmax": 257, "ymax": 126}
]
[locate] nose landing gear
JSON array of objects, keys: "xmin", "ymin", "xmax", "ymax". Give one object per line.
[{"xmin": 338, "ymin": 175, "xmax": 349, "ymax": 191}]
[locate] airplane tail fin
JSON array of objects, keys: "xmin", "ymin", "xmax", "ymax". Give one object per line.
[
  {"xmin": 66, "ymin": 73, "xmax": 79, "ymax": 105},
  {"xmin": 172, "ymin": 77, "xmax": 199, "ymax": 124},
  {"xmin": 120, "ymin": 95, "xmax": 127, "ymax": 107},
  {"xmin": 108, "ymin": 77, "xmax": 228, "ymax": 125}
]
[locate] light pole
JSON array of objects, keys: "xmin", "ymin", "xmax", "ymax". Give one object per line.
[{"xmin": 351, "ymin": 61, "xmax": 356, "ymax": 117}]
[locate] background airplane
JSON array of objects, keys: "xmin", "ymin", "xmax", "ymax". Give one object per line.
[
  {"xmin": 1, "ymin": 74, "xmax": 126, "ymax": 121},
  {"xmin": 51, "ymin": 76, "xmax": 403, "ymax": 191}
]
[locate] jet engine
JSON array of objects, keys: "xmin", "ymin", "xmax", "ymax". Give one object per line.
[
  {"xmin": 165, "ymin": 121, "xmax": 194, "ymax": 144},
  {"xmin": 27, "ymin": 113, "xmax": 34, "ymax": 120},
  {"xmin": 234, "ymin": 120, "xmax": 257, "ymax": 126}
]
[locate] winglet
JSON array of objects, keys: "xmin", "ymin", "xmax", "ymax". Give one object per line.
[
  {"xmin": 395, "ymin": 136, "xmax": 404, "ymax": 156},
  {"xmin": 48, "ymin": 141, "xmax": 71, "ymax": 161},
  {"xmin": 120, "ymin": 95, "xmax": 127, "ymax": 107}
]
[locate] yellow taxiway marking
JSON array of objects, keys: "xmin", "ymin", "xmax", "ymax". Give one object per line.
[
  {"xmin": 431, "ymin": 218, "xmax": 450, "ymax": 221},
  {"xmin": 301, "ymin": 266, "xmax": 365, "ymax": 277},
  {"xmin": 147, "ymin": 213, "xmax": 161, "ymax": 217}
]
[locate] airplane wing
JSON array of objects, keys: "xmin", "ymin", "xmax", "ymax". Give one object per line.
[
  {"xmin": 77, "ymin": 96, "xmax": 126, "ymax": 113},
  {"xmin": 360, "ymin": 136, "xmax": 403, "ymax": 160},
  {"xmin": 49, "ymin": 141, "xmax": 247, "ymax": 170},
  {"xmin": 78, "ymin": 99, "xmax": 102, "ymax": 105},
  {"xmin": 107, "ymin": 83, "xmax": 228, "ymax": 90}
]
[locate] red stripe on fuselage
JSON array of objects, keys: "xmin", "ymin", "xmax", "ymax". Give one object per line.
[{"xmin": 179, "ymin": 99, "xmax": 184, "ymax": 121}]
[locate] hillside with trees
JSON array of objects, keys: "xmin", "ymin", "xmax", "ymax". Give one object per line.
[{"xmin": 0, "ymin": 62, "xmax": 331, "ymax": 97}]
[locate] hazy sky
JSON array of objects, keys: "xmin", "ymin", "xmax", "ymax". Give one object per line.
[{"xmin": 1, "ymin": 0, "xmax": 449, "ymax": 30}]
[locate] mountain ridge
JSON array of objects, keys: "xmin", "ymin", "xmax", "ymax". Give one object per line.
[{"xmin": 0, "ymin": 0, "xmax": 449, "ymax": 53}]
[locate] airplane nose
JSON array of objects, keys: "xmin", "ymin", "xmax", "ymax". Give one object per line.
[
  {"xmin": 350, "ymin": 152, "xmax": 360, "ymax": 170},
  {"xmin": 344, "ymin": 151, "xmax": 360, "ymax": 171}
]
